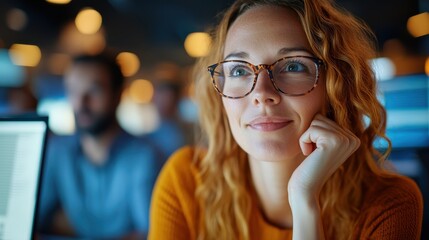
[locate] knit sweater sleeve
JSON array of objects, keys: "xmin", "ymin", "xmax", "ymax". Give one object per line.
[
  {"xmin": 148, "ymin": 146, "xmax": 199, "ymax": 240},
  {"xmin": 353, "ymin": 176, "xmax": 423, "ymax": 240}
]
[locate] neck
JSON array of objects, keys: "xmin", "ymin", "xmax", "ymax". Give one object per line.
[
  {"xmin": 249, "ymin": 154, "xmax": 303, "ymax": 228},
  {"xmin": 80, "ymin": 123, "xmax": 120, "ymax": 165}
]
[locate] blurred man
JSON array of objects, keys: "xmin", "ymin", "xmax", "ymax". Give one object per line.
[
  {"xmin": 38, "ymin": 53, "xmax": 161, "ymax": 238},
  {"xmin": 147, "ymin": 80, "xmax": 194, "ymax": 161}
]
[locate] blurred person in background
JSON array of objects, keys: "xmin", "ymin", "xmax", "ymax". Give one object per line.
[
  {"xmin": 38, "ymin": 53, "xmax": 161, "ymax": 239},
  {"xmin": 146, "ymin": 79, "xmax": 194, "ymax": 162}
]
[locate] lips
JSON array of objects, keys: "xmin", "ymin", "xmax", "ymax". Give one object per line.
[{"xmin": 247, "ymin": 117, "xmax": 292, "ymax": 131}]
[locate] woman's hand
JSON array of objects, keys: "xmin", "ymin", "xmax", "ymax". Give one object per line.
[
  {"xmin": 288, "ymin": 114, "xmax": 360, "ymax": 240},
  {"xmin": 288, "ymin": 114, "xmax": 361, "ymax": 198}
]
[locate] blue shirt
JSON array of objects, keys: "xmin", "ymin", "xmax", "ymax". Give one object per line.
[
  {"xmin": 38, "ymin": 130, "xmax": 161, "ymax": 238},
  {"xmin": 146, "ymin": 119, "xmax": 194, "ymax": 162}
]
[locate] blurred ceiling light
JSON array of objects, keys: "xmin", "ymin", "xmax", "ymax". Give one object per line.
[
  {"xmin": 116, "ymin": 52, "xmax": 140, "ymax": 77},
  {"xmin": 370, "ymin": 57, "xmax": 395, "ymax": 81},
  {"xmin": 59, "ymin": 22, "xmax": 106, "ymax": 55},
  {"xmin": 75, "ymin": 8, "xmax": 102, "ymax": 35},
  {"xmin": 37, "ymin": 99, "xmax": 75, "ymax": 135},
  {"xmin": 407, "ymin": 12, "xmax": 429, "ymax": 37},
  {"xmin": 129, "ymin": 79, "xmax": 154, "ymax": 104},
  {"xmin": 48, "ymin": 53, "xmax": 71, "ymax": 75},
  {"xmin": 184, "ymin": 32, "xmax": 211, "ymax": 58},
  {"xmin": 6, "ymin": 8, "xmax": 27, "ymax": 31},
  {"xmin": 9, "ymin": 44, "xmax": 42, "ymax": 67},
  {"xmin": 117, "ymin": 98, "xmax": 159, "ymax": 135},
  {"xmin": 46, "ymin": 0, "xmax": 72, "ymax": 4}
]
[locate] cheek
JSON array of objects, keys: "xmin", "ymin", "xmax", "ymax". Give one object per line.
[
  {"xmin": 90, "ymin": 93, "xmax": 112, "ymax": 110},
  {"xmin": 222, "ymin": 99, "xmax": 244, "ymax": 130},
  {"xmin": 293, "ymin": 90, "xmax": 326, "ymax": 129}
]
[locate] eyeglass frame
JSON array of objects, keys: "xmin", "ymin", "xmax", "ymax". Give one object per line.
[{"xmin": 207, "ymin": 55, "xmax": 324, "ymax": 99}]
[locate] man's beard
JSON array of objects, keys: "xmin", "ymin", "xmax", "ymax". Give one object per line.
[{"xmin": 75, "ymin": 110, "xmax": 116, "ymax": 137}]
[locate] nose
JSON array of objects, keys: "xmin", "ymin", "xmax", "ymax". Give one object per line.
[
  {"xmin": 69, "ymin": 93, "xmax": 89, "ymax": 113},
  {"xmin": 251, "ymin": 69, "xmax": 281, "ymax": 106}
]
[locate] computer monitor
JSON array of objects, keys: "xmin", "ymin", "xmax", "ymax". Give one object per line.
[
  {"xmin": 0, "ymin": 116, "xmax": 48, "ymax": 240},
  {"xmin": 377, "ymin": 74, "xmax": 429, "ymax": 149}
]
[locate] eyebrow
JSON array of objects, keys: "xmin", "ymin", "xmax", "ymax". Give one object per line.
[
  {"xmin": 278, "ymin": 47, "xmax": 312, "ymax": 55},
  {"xmin": 224, "ymin": 52, "xmax": 249, "ymax": 60},
  {"xmin": 224, "ymin": 47, "xmax": 313, "ymax": 61}
]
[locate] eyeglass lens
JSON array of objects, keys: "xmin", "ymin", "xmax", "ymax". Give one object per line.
[{"xmin": 211, "ymin": 56, "xmax": 318, "ymax": 98}]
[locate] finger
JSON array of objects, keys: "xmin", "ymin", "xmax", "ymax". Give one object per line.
[
  {"xmin": 299, "ymin": 123, "xmax": 318, "ymax": 156},
  {"xmin": 311, "ymin": 115, "xmax": 359, "ymax": 148},
  {"xmin": 299, "ymin": 124, "xmax": 333, "ymax": 155},
  {"xmin": 313, "ymin": 114, "xmax": 359, "ymax": 140},
  {"xmin": 300, "ymin": 141, "xmax": 314, "ymax": 156},
  {"xmin": 300, "ymin": 122, "xmax": 359, "ymax": 156},
  {"xmin": 312, "ymin": 114, "xmax": 347, "ymax": 134},
  {"xmin": 313, "ymin": 116, "xmax": 361, "ymax": 152}
]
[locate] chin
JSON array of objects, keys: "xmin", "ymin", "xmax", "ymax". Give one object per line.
[{"xmin": 245, "ymin": 140, "xmax": 302, "ymax": 162}]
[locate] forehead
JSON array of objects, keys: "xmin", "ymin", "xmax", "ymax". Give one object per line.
[
  {"xmin": 65, "ymin": 62, "xmax": 111, "ymax": 87},
  {"xmin": 224, "ymin": 5, "xmax": 311, "ymax": 61}
]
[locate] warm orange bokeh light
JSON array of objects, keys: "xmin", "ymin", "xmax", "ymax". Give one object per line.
[
  {"xmin": 9, "ymin": 44, "xmax": 42, "ymax": 67},
  {"xmin": 75, "ymin": 8, "xmax": 102, "ymax": 35},
  {"xmin": 407, "ymin": 12, "xmax": 429, "ymax": 37},
  {"xmin": 6, "ymin": 8, "xmax": 27, "ymax": 31},
  {"xmin": 116, "ymin": 52, "xmax": 140, "ymax": 77},
  {"xmin": 46, "ymin": 0, "xmax": 71, "ymax": 4},
  {"xmin": 129, "ymin": 79, "xmax": 154, "ymax": 104},
  {"xmin": 59, "ymin": 22, "xmax": 106, "ymax": 55},
  {"xmin": 184, "ymin": 32, "xmax": 211, "ymax": 58}
]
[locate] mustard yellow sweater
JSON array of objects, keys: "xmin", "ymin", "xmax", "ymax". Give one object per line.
[{"xmin": 149, "ymin": 147, "xmax": 423, "ymax": 240}]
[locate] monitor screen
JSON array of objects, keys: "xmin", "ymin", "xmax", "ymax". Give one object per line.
[
  {"xmin": 377, "ymin": 74, "xmax": 429, "ymax": 149},
  {"xmin": 0, "ymin": 117, "xmax": 47, "ymax": 240}
]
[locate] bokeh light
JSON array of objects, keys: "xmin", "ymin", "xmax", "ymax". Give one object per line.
[
  {"xmin": 37, "ymin": 99, "xmax": 75, "ymax": 135},
  {"xmin": 117, "ymin": 98, "xmax": 159, "ymax": 135},
  {"xmin": 116, "ymin": 52, "xmax": 140, "ymax": 77},
  {"xmin": 407, "ymin": 12, "xmax": 429, "ymax": 37},
  {"xmin": 59, "ymin": 22, "xmax": 106, "ymax": 55},
  {"xmin": 6, "ymin": 8, "xmax": 27, "ymax": 31},
  {"xmin": 184, "ymin": 32, "xmax": 211, "ymax": 57},
  {"xmin": 370, "ymin": 57, "xmax": 395, "ymax": 81},
  {"xmin": 75, "ymin": 8, "xmax": 102, "ymax": 35},
  {"xmin": 9, "ymin": 44, "xmax": 42, "ymax": 67},
  {"xmin": 129, "ymin": 79, "xmax": 154, "ymax": 104},
  {"xmin": 46, "ymin": 0, "xmax": 71, "ymax": 4}
]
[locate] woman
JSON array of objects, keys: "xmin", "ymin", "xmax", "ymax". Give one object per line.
[{"xmin": 149, "ymin": 0, "xmax": 423, "ymax": 239}]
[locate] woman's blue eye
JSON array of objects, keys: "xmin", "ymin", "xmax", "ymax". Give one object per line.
[
  {"xmin": 232, "ymin": 68, "xmax": 245, "ymax": 76},
  {"xmin": 285, "ymin": 62, "xmax": 306, "ymax": 72},
  {"xmin": 230, "ymin": 66, "xmax": 251, "ymax": 77}
]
